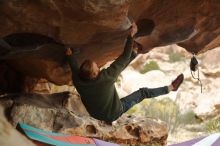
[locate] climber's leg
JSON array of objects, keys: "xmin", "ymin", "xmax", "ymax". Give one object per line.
[{"xmin": 120, "ymin": 86, "xmax": 169, "ymax": 113}]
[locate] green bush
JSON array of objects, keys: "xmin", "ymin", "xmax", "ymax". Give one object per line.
[
  {"xmin": 127, "ymin": 98, "xmax": 197, "ymax": 133},
  {"xmin": 181, "ymin": 110, "xmax": 197, "ymax": 124},
  {"xmin": 127, "ymin": 104, "xmax": 140, "ymax": 115},
  {"xmin": 143, "ymin": 98, "xmax": 181, "ymax": 133},
  {"xmin": 205, "ymin": 118, "xmax": 220, "ymax": 133},
  {"xmin": 169, "ymin": 52, "xmax": 183, "ymax": 62},
  {"xmin": 126, "ymin": 97, "xmax": 199, "ymax": 133},
  {"xmin": 140, "ymin": 61, "xmax": 160, "ymax": 74}
]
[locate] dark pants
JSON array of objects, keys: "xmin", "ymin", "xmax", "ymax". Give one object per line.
[{"xmin": 120, "ymin": 86, "xmax": 169, "ymax": 114}]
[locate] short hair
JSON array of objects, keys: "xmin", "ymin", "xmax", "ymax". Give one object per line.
[{"xmin": 79, "ymin": 60, "xmax": 96, "ymax": 80}]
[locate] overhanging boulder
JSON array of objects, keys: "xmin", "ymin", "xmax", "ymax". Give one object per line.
[{"xmin": 0, "ymin": 0, "xmax": 220, "ymax": 87}]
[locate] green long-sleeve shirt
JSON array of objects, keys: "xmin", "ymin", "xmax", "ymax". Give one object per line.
[{"xmin": 67, "ymin": 36, "xmax": 136, "ymax": 122}]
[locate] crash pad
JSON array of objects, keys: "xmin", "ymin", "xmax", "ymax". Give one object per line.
[
  {"xmin": 17, "ymin": 123, "xmax": 120, "ymax": 146},
  {"xmin": 169, "ymin": 133, "xmax": 220, "ymax": 146}
]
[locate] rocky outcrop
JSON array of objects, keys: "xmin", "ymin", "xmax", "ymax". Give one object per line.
[
  {"xmin": 200, "ymin": 47, "xmax": 220, "ymax": 78},
  {"xmin": 192, "ymin": 48, "xmax": 220, "ymax": 120},
  {"xmin": 0, "ymin": 92, "xmax": 168, "ymax": 146},
  {"xmin": 0, "ymin": 0, "xmax": 220, "ymax": 87},
  {"xmin": 0, "ymin": 106, "xmax": 36, "ymax": 146}
]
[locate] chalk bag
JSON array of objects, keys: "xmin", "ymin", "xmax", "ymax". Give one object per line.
[{"xmin": 190, "ymin": 53, "xmax": 203, "ymax": 93}]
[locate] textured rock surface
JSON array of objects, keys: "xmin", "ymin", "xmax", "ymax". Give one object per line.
[
  {"xmin": 0, "ymin": 106, "xmax": 36, "ymax": 146},
  {"xmin": 201, "ymin": 47, "xmax": 220, "ymax": 77},
  {"xmin": 0, "ymin": 92, "xmax": 168, "ymax": 146},
  {"xmin": 22, "ymin": 77, "xmax": 74, "ymax": 93},
  {"xmin": 0, "ymin": 0, "xmax": 220, "ymax": 86}
]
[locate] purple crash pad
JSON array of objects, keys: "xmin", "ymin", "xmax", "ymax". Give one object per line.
[
  {"xmin": 169, "ymin": 133, "xmax": 220, "ymax": 146},
  {"xmin": 94, "ymin": 139, "xmax": 120, "ymax": 146}
]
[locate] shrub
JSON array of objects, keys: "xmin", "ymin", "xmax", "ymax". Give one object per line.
[
  {"xmin": 205, "ymin": 118, "xmax": 220, "ymax": 133},
  {"xmin": 126, "ymin": 97, "xmax": 199, "ymax": 134},
  {"xmin": 126, "ymin": 104, "xmax": 140, "ymax": 115},
  {"xmin": 143, "ymin": 98, "xmax": 181, "ymax": 133},
  {"xmin": 169, "ymin": 52, "xmax": 183, "ymax": 62},
  {"xmin": 133, "ymin": 98, "xmax": 197, "ymax": 133},
  {"xmin": 140, "ymin": 61, "xmax": 160, "ymax": 74},
  {"xmin": 181, "ymin": 110, "xmax": 197, "ymax": 124}
]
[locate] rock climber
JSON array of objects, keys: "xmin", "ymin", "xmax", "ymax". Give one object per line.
[{"xmin": 65, "ymin": 23, "xmax": 184, "ymax": 123}]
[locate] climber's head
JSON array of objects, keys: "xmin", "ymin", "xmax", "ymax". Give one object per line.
[{"xmin": 79, "ymin": 60, "xmax": 100, "ymax": 80}]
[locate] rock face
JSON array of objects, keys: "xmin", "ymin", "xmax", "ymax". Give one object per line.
[
  {"xmin": 0, "ymin": 0, "xmax": 220, "ymax": 87},
  {"xmin": 0, "ymin": 92, "xmax": 168, "ymax": 146},
  {"xmin": 192, "ymin": 48, "xmax": 220, "ymax": 120},
  {"xmin": 0, "ymin": 106, "xmax": 36, "ymax": 146}
]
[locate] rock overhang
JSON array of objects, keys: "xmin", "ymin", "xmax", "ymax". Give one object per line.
[{"xmin": 0, "ymin": 0, "xmax": 220, "ymax": 88}]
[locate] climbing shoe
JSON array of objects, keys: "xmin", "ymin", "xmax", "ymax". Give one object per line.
[{"xmin": 172, "ymin": 74, "xmax": 184, "ymax": 91}]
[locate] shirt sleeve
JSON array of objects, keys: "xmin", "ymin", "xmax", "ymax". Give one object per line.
[{"xmin": 104, "ymin": 36, "xmax": 135, "ymax": 79}]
